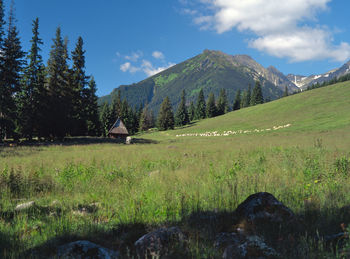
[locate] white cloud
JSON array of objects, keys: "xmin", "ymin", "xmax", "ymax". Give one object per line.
[
  {"xmin": 190, "ymin": 0, "xmax": 350, "ymax": 62},
  {"xmin": 152, "ymin": 51, "xmax": 165, "ymax": 59},
  {"xmin": 120, "ymin": 58, "xmax": 175, "ymax": 77},
  {"xmin": 125, "ymin": 51, "xmax": 143, "ymax": 62},
  {"xmin": 120, "ymin": 62, "xmax": 140, "ymax": 73},
  {"xmin": 141, "ymin": 60, "xmax": 176, "ymax": 77}
]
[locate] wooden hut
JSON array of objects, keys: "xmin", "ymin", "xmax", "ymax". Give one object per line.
[{"xmin": 108, "ymin": 118, "xmax": 129, "ymax": 139}]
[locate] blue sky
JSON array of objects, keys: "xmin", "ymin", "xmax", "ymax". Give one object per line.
[{"xmin": 8, "ymin": 0, "xmax": 350, "ymax": 96}]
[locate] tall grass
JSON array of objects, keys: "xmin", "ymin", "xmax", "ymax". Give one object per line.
[{"xmin": 1, "ymin": 82, "xmax": 350, "ymax": 257}]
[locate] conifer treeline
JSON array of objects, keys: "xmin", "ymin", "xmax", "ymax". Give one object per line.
[
  {"xmin": 153, "ymin": 81, "xmax": 265, "ymax": 131},
  {"xmin": 0, "ymin": 1, "xmax": 100, "ymax": 141}
]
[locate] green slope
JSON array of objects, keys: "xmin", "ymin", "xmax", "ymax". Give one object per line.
[
  {"xmin": 99, "ymin": 50, "xmax": 284, "ymax": 113},
  {"xmin": 145, "ymin": 81, "xmax": 350, "ymax": 140}
]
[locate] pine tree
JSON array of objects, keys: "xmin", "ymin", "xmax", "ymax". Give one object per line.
[
  {"xmin": 175, "ymin": 89, "xmax": 189, "ymax": 126},
  {"xmin": 283, "ymin": 86, "xmax": 289, "ymax": 97},
  {"xmin": 139, "ymin": 104, "xmax": 154, "ymax": 131},
  {"xmin": 217, "ymin": 89, "xmax": 228, "ymax": 115},
  {"xmin": 128, "ymin": 106, "xmax": 139, "ymax": 135},
  {"xmin": 206, "ymin": 92, "xmax": 217, "ymax": 118},
  {"xmin": 18, "ymin": 18, "xmax": 46, "ymax": 140},
  {"xmin": 250, "ymin": 81, "xmax": 264, "ymax": 106},
  {"xmin": 115, "ymin": 90, "xmax": 122, "ymax": 118},
  {"xmin": 0, "ymin": 3, "xmax": 25, "ymax": 140},
  {"xmin": 233, "ymin": 89, "xmax": 241, "ymax": 111},
  {"xmin": 46, "ymin": 27, "xmax": 70, "ymax": 139},
  {"xmin": 86, "ymin": 76, "xmax": 100, "ymax": 136},
  {"xmin": 157, "ymin": 96, "xmax": 174, "ymax": 131},
  {"xmin": 71, "ymin": 36, "xmax": 89, "ymax": 135},
  {"xmin": 188, "ymin": 101, "xmax": 195, "ymax": 121},
  {"xmin": 195, "ymin": 89, "xmax": 206, "ymax": 119},
  {"xmin": 241, "ymin": 85, "xmax": 251, "ymax": 108},
  {"xmin": 99, "ymin": 102, "xmax": 111, "ymax": 137},
  {"xmin": 0, "ymin": 0, "xmax": 7, "ymax": 141}
]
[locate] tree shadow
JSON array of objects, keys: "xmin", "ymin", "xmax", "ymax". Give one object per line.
[
  {"xmin": 0, "ymin": 137, "xmax": 159, "ymax": 148},
  {"xmin": 5, "ymin": 200, "xmax": 350, "ymax": 258}
]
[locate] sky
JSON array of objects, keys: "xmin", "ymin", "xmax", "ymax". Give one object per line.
[{"xmin": 8, "ymin": 0, "xmax": 350, "ymax": 96}]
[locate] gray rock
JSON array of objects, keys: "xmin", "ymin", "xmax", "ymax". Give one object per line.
[
  {"xmin": 56, "ymin": 240, "xmax": 119, "ymax": 259},
  {"xmin": 15, "ymin": 201, "xmax": 35, "ymax": 211},
  {"xmin": 235, "ymin": 192, "xmax": 295, "ymax": 224},
  {"xmin": 214, "ymin": 232, "xmax": 245, "ymax": 250},
  {"xmin": 223, "ymin": 235, "xmax": 280, "ymax": 259},
  {"xmin": 234, "ymin": 192, "xmax": 296, "ymax": 236},
  {"xmin": 134, "ymin": 226, "xmax": 186, "ymax": 258}
]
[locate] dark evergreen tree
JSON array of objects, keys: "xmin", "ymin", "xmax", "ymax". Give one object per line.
[
  {"xmin": 157, "ymin": 96, "xmax": 174, "ymax": 131},
  {"xmin": 175, "ymin": 89, "xmax": 189, "ymax": 126},
  {"xmin": 241, "ymin": 85, "xmax": 251, "ymax": 108},
  {"xmin": 233, "ymin": 89, "xmax": 241, "ymax": 111},
  {"xmin": 128, "ymin": 106, "xmax": 139, "ymax": 135},
  {"xmin": 71, "ymin": 36, "xmax": 89, "ymax": 135},
  {"xmin": 99, "ymin": 102, "xmax": 111, "ymax": 137},
  {"xmin": 0, "ymin": 0, "xmax": 7, "ymax": 141},
  {"xmin": 217, "ymin": 89, "xmax": 228, "ymax": 115},
  {"xmin": 188, "ymin": 101, "xmax": 195, "ymax": 121},
  {"xmin": 206, "ymin": 92, "xmax": 217, "ymax": 118},
  {"xmin": 195, "ymin": 89, "xmax": 206, "ymax": 119},
  {"xmin": 0, "ymin": 3, "xmax": 25, "ymax": 140},
  {"xmin": 18, "ymin": 18, "xmax": 46, "ymax": 140},
  {"xmin": 46, "ymin": 27, "xmax": 70, "ymax": 139},
  {"xmin": 120, "ymin": 99, "xmax": 134, "ymax": 134},
  {"xmin": 283, "ymin": 86, "xmax": 289, "ymax": 97},
  {"xmin": 86, "ymin": 76, "xmax": 100, "ymax": 136},
  {"xmin": 115, "ymin": 90, "xmax": 122, "ymax": 118},
  {"xmin": 250, "ymin": 81, "xmax": 264, "ymax": 106},
  {"xmin": 139, "ymin": 104, "xmax": 154, "ymax": 131}
]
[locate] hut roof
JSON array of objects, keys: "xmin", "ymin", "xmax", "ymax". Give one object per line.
[{"xmin": 108, "ymin": 118, "xmax": 129, "ymax": 135}]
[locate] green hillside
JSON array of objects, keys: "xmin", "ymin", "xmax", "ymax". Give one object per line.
[
  {"xmin": 99, "ymin": 50, "xmax": 285, "ymax": 113},
  {"xmin": 145, "ymin": 80, "xmax": 350, "ymax": 141}
]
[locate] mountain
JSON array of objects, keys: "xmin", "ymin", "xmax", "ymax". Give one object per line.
[
  {"xmin": 99, "ymin": 50, "xmax": 301, "ymax": 113},
  {"xmin": 287, "ymin": 60, "xmax": 350, "ymax": 90}
]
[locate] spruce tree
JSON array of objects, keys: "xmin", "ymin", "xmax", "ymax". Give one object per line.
[
  {"xmin": 251, "ymin": 81, "xmax": 264, "ymax": 106},
  {"xmin": 233, "ymin": 89, "xmax": 241, "ymax": 111},
  {"xmin": 99, "ymin": 102, "xmax": 111, "ymax": 137},
  {"xmin": 86, "ymin": 76, "xmax": 100, "ymax": 136},
  {"xmin": 71, "ymin": 36, "xmax": 89, "ymax": 135},
  {"xmin": 241, "ymin": 85, "xmax": 251, "ymax": 108},
  {"xmin": 195, "ymin": 89, "xmax": 206, "ymax": 119},
  {"xmin": 175, "ymin": 89, "xmax": 189, "ymax": 126},
  {"xmin": 46, "ymin": 27, "xmax": 70, "ymax": 139},
  {"xmin": 283, "ymin": 86, "xmax": 289, "ymax": 97},
  {"xmin": 18, "ymin": 18, "xmax": 46, "ymax": 140},
  {"xmin": 0, "ymin": 0, "xmax": 6, "ymax": 141},
  {"xmin": 139, "ymin": 104, "xmax": 154, "ymax": 131},
  {"xmin": 1, "ymin": 4, "xmax": 25, "ymax": 140},
  {"xmin": 217, "ymin": 89, "xmax": 228, "ymax": 115},
  {"xmin": 115, "ymin": 90, "xmax": 122, "ymax": 118},
  {"xmin": 157, "ymin": 96, "xmax": 174, "ymax": 131},
  {"xmin": 188, "ymin": 101, "xmax": 195, "ymax": 121},
  {"xmin": 206, "ymin": 92, "xmax": 217, "ymax": 118}
]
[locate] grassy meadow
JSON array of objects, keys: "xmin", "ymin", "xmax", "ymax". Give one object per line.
[{"xmin": 1, "ymin": 82, "xmax": 350, "ymax": 258}]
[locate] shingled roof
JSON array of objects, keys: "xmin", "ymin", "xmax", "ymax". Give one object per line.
[{"xmin": 108, "ymin": 118, "xmax": 129, "ymax": 135}]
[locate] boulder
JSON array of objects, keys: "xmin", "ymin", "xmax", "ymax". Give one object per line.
[
  {"xmin": 223, "ymin": 235, "xmax": 280, "ymax": 259},
  {"xmin": 234, "ymin": 192, "xmax": 296, "ymax": 235},
  {"xmin": 214, "ymin": 232, "xmax": 245, "ymax": 250},
  {"xmin": 15, "ymin": 201, "xmax": 35, "ymax": 211},
  {"xmin": 134, "ymin": 226, "xmax": 186, "ymax": 258},
  {"xmin": 56, "ymin": 240, "xmax": 119, "ymax": 259}
]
